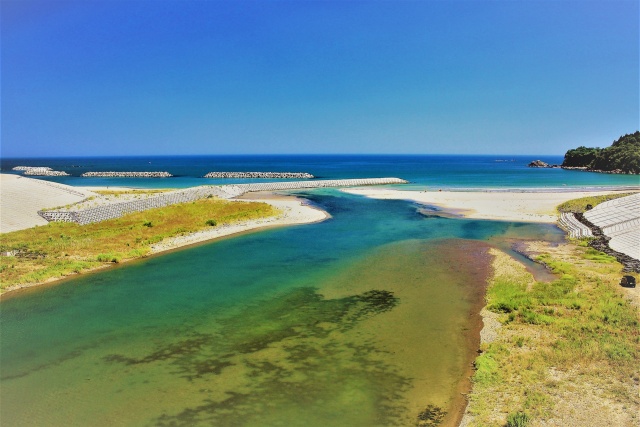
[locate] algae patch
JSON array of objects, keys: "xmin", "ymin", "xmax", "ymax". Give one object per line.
[{"xmin": 102, "ymin": 287, "xmax": 405, "ymax": 426}]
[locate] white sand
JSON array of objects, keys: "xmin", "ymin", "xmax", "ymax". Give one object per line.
[
  {"xmin": 342, "ymin": 188, "xmax": 636, "ymax": 223},
  {"xmin": 0, "ymin": 174, "xmax": 97, "ymax": 233}
]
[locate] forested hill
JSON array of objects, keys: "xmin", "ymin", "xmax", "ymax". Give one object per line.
[{"xmin": 562, "ymin": 131, "xmax": 640, "ymax": 174}]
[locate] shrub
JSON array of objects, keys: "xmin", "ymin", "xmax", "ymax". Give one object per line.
[
  {"xmin": 96, "ymin": 253, "xmax": 121, "ymax": 263},
  {"xmin": 473, "ymin": 352, "xmax": 498, "ymax": 385},
  {"xmin": 205, "ymin": 219, "xmax": 217, "ymax": 226},
  {"xmin": 143, "ymin": 221, "xmax": 153, "ymax": 227},
  {"xmin": 506, "ymin": 412, "xmax": 530, "ymax": 427}
]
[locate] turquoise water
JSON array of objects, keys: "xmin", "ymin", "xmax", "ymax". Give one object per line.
[
  {"xmin": 2, "ymin": 154, "xmax": 639, "ymax": 188},
  {"xmin": 0, "ymin": 190, "xmax": 564, "ymax": 426}
]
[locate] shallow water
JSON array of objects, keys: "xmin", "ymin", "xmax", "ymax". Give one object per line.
[{"xmin": 0, "ymin": 191, "xmax": 564, "ymax": 426}]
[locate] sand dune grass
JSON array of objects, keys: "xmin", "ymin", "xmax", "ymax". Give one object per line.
[{"xmin": 556, "ymin": 193, "xmax": 634, "ymax": 213}]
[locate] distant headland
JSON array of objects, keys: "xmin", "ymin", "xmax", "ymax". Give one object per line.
[{"xmin": 529, "ymin": 131, "xmax": 640, "ymax": 174}]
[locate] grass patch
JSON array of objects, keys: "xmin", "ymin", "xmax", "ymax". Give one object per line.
[
  {"xmin": 0, "ymin": 198, "xmax": 279, "ymax": 291},
  {"xmin": 582, "ymin": 248, "xmax": 617, "ymax": 263},
  {"xmin": 466, "ymin": 245, "xmax": 639, "ymax": 425},
  {"xmin": 556, "ymin": 192, "xmax": 634, "ymax": 213},
  {"xmin": 506, "ymin": 412, "xmax": 530, "ymax": 427}
]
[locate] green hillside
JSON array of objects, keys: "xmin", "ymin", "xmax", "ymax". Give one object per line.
[{"xmin": 562, "ymin": 131, "xmax": 640, "ymax": 174}]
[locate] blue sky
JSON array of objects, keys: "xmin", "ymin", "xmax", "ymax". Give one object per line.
[{"xmin": 2, "ymin": 0, "xmax": 638, "ymax": 156}]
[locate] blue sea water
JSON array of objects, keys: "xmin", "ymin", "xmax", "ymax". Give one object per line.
[
  {"xmin": 0, "ymin": 155, "xmax": 635, "ymax": 426},
  {"xmin": 2, "ymin": 154, "xmax": 639, "ymax": 189}
]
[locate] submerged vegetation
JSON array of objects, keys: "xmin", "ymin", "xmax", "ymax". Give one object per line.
[
  {"xmin": 0, "ymin": 198, "xmax": 279, "ymax": 291},
  {"xmin": 465, "ymin": 244, "xmax": 639, "ymax": 425}
]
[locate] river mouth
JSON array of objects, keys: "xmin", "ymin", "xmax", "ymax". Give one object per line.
[{"xmin": 0, "ymin": 192, "xmax": 561, "ymax": 426}]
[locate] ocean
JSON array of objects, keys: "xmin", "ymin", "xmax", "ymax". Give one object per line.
[
  {"xmin": 0, "ymin": 155, "xmax": 635, "ymax": 426},
  {"xmin": 2, "ymin": 154, "xmax": 639, "ymax": 189}
]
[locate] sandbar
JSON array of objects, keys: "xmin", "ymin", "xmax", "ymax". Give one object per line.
[
  {"xmin": 148, "ymin": 192, "xmax": 328, "ymax": 254},
  {"xmin": 342, "ymin": 188, "xmax": 638, "ymax": 223}
]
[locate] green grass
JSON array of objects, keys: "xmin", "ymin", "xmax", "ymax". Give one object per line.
[
  {"xmin": 556, "ymin": 192, "xmax": 634, "ymax": 213},
  {"xmin": 582, "ymin": 248, "xmax": 617, "ymax": 263},
  {"xmin": 506, "ymin": 412, "xmax": 530, "ymax": 427},
  {"xmin": 465, "ymin": 245, "xmax": 639, "ymax": 425},
  {"xmin": 0, "ymin": 198, "xmax": 279, "ymax": 291}
]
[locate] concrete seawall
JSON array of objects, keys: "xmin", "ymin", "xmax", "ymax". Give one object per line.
[
  {"xmin": 38, "ymin": 178, "xmax": 407, "ymax": 225},
  {"xmin": 39, "ymin": 186, "xmax": 238, "ymax": 225}
]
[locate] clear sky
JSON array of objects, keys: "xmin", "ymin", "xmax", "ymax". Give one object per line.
[{"xmin": 1, "ymin": 0, "xmax": 638, "ymax": 157}]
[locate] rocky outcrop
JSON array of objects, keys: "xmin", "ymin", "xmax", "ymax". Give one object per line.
[
  {"xmin": 561, "ymin": 167, "xmax": 633, "ymax": 174},
  {"xmin": 81, "ymin": 171, "xmax": 173, "ymax": 178},
  {"xmin": 528, "ymin": 160, "xmax": 551, "ymax": 168},
  {"xmin": 204, "ymin": 172, "xmax": 314, "ymax": 179}
]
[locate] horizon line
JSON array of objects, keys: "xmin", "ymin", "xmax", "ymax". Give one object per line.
[{"xmin": 0, "ymin": 153, "xmax": 566, "ymax": 159}]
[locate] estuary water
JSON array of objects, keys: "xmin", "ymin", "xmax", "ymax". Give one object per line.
[
  {"xmin": 1, "ymin": 188, "xmax": 564, "ymax": 426},
  {"xmin": 0, "ymin": 155, "xmax": 623, "ymax": 426}
]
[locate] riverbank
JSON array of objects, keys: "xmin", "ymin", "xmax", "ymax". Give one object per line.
[
  {"xmin": 342, "ymin": 188, "xmax": 639, "ymax": 223},
  {"xmin": 460, "ymin": 243, "xmax": 639, "ymax": 426},
  {"xmin": 0, "ymin": 190, "xmax": 328, "ymax": 297},
  {"xmin": 148, "ymin": 192, "xmax": 328, "ymax": 254}
]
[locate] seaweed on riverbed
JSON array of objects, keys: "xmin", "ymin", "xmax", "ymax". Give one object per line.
[
  {"xmin": 102, "ymin": 286, "xmax": 407, "ymax": 426},
  {"xmin": 417, "ymin": 404, "xmax": 447, "ymax": 426}
]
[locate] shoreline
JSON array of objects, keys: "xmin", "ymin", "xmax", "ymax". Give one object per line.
[
  {"xmin": 0, "ymin": 190, "xmax": 328, "ymax": 298},
  {"xmin": 148, "ymin": 192, "xmax": 328, "ymax": 254},
  {"xmin": 446, "ymin": 242, "xmax": 495, "ymax": 427},
  {"xmin": 341, "ymin": 187, "xmax": 638, "ymax": 223},
  {"xmin": 458, "ymin": 248, "xmax": 506, "ymax": 427}
]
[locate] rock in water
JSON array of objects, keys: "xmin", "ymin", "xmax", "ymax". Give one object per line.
[{"xmin": 528, "ymin": 160, "xmax": 550, "ymax": 168}]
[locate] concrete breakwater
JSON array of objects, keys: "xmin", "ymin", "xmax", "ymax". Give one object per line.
[
  {"xmin": 13, "ymin": 166, "xmax": 52, "ymax": 171},
  {"xmin": 232, "ymin": 177, "xmax": 407, "ymax": 192},
  {"xmin": 204, "ymin": 172, "xmax": 314, "ymax": 179},
  {"xmin": 23, "ymin": 168, "xmax": 70, "ymax": 176},
  {"xmin": 81, "ymin": 171, "xmax": 173, "ymax": 178},
  {"xmin": 38, "ymin": 177, "xmax": 407, "ymax": 225},
  {"xmin": 13, "ymin": 166, "xmax": 70, "ymax": 176}
]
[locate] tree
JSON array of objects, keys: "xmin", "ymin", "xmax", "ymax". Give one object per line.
[{"xmin": 562, "ymin": 131, "xmax": 640, "ymax": 174}]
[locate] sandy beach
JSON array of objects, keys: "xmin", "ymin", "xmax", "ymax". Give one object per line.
[{"xmin": 342, "ymin": 188, "xmax": 638, "ymax": 223}]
